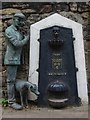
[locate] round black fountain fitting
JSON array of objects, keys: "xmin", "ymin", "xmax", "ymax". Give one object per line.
[{"xmin": 47, "ymin": 81, "xmax": 70, "ymax": 108}]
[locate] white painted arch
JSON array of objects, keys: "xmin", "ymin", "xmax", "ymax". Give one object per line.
[{"xmin": 28, "ymin": 13, "xmax": 88, "ymax": 104}]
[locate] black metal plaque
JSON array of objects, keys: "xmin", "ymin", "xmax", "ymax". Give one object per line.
[{"xmin": 38, "ymin": 26, "xmax": 79, "ymax": 106}]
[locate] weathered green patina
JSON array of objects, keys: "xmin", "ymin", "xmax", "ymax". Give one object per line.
[
  {"xmin": 4, "ymin": 13, "xmax": 29, "ymax": 65},
  {"xmin": 4, "ymin": 13, "xmax": 29, "ymax": 110}
]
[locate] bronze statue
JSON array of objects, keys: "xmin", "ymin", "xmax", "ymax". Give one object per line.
[
  {"xmin": 15, "ymin": 80, "xmax": 40, "ymax": 108},
  {"xmin": 4, "ymin": 13, "xmax": 29, "ymax": 110}
]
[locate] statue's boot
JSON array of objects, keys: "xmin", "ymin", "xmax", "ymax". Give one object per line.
[
  {"xmin": 7, "ymin": 81, "xmax": 23, "ymax": 110},
  {"xmin": 9, "ymin": 103, "xmax": 23, "ymax": 110}
]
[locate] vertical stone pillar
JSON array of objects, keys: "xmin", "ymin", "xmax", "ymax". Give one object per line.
[{"xmin": 86, "ymin": 12, "xmax": 90, "ymax": 103}]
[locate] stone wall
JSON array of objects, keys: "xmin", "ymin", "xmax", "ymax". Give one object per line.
[{"xmin": 0, "ymin": 2, "xmax": 90, "ymax": 102}]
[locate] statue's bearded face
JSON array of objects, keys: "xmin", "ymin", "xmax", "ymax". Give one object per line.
[{"xmin": 13, "ymin": 17, "xmax": 25, "ymax": 27}]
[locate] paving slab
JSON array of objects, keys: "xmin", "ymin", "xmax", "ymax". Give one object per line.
[{"xmin": 1, "ymin": 105, "xmax": 89, "ymax": 119}]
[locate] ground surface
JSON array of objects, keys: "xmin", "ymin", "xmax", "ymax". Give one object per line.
[{"xmin": 0, "ymin": 105, "xmax": 89, "ymax": 119}]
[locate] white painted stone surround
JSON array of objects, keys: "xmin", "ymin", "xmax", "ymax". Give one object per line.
[{"xmin": 28, "ymin": 13, "xmax": 88, "ymax": 104}]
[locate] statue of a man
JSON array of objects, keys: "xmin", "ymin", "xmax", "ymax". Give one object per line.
[{"xmin": 4, "ymin": 13, "xmax": 29, "ymax": 110}]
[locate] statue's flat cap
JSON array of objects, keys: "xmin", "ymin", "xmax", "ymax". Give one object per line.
[{"xmin": 14, "ymin": 13, "xmax": 25, "ymax": 18}]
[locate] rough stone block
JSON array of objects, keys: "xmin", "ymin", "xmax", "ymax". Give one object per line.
[
  {"xmin": 7, "ymin": 19, "xmax": 13, "ymax": 26},
  {"xmin": 0, "ymin": 26, "xmax": 2, "ymax": 32},
  {"xmin": 39, "ymin": 5, "xmax": 52, "ymax": 13},
  {"xmin": 2, "ymin": 87, "xmax": 7, "ymax": 98},
  {"xmin": 0, "ymin": 20, "xmax": 2, "ymax": 27},
  {"xmin": 2, "ymin": 15, "xmax": 13, "ymax": 21},
  {"xmin": 0, "ymin": 87, "xmax": 2, "ymax": 98},
  {"xmin": 22, "ymin": 9, "xmax": 36, "ymax": 14},
  {"xmin": 2, "ymin": 44, "xmax": 6, "ymax": 52},
  {"xmin": 81, "ymin": 12, "xmax": 89, "ymax": 19},
  {"xmin": 84, "ymin": 40, "xmax": 88, "ymax": 51},
  {"xmin": 0, "ymin": 61, "xmax": 2, "ymax": 68},
  {"xmin": 0, "ymin": 53, "xmax": 2, "ymax": 65},
  {"xmin": 12, "ymin": 3, "xmax": 30, "ymax": 9},
  {"xmin": 0, "ymin": 76, "xmax": 2, "ymax": 87},
  {"xmin": 2, "ymin": 66, "xmax": 6, "ymax": 72},
  {"xmin": 87, "ymin": 41, "xmax": 90, "ymax": 50},
  {"xmin": 0, "ymin": 71, "xmax": 2, "ymax": 77},
  {"xmin": 0, "ymin": 20, "xmax": 2, "ymax": 32},
  {"xmin": 2, "ymin": 70, "xmax": 6, "ymax": 78},
  {"xmin": 40, "ymin": 13, "xmax": 50, "ymax": 20},
  {"xmin": 69, "ymin": 3, "xmax": 77, "ymax": 12},
  {"xmin": 0, "ymin": 32, "xmax": 3, "ymax": 38},
  {"xmin": 56, "ymin": 3, "xmax": 69, "ymax": 12},
  {"xmin": 0, "ymin": 65, "xmax": 2, "ymax": 72},
  {"xmin": 0, "ymin": 44, "xmax": 2, "ymax": 51},
  {"xmin": 60, "ymin": 12, "xmax": 83, "ymax": 24},
  {"xmin": 78, "ymin": 3, "xmax": 89, "ymax": 12},
  {"xmin": 2, "ymin": 79, "xmax": 6, "ymax": 87},
  {"xmin": 1, "ymin": 8, "xmax": 21, "ymax": 15},
  {"xmin": 83, "ymin": 19, "xmax": 88, "ymax": 26}
]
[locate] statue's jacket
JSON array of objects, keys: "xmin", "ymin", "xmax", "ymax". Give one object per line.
[{"xmin": 4, "ymin": 25, "xmax": 27, "ymax": 65}]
